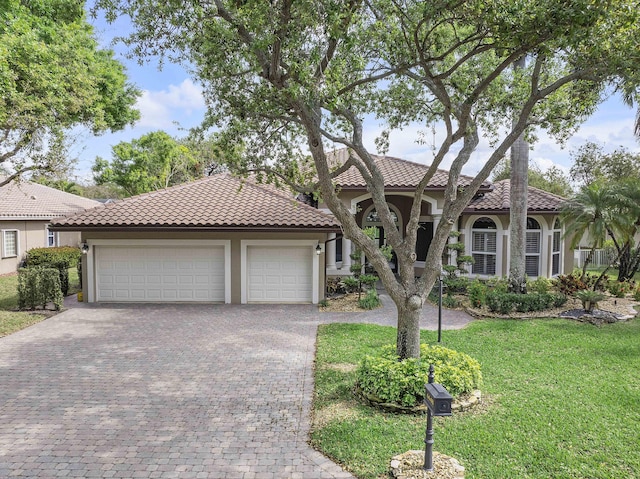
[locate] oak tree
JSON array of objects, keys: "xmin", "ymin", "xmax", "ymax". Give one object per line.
[
  {"xmin": 97, "ymin": 0, "xmax": 640, "ymax": 358},
  {"xmin": 0, "ymin": 0, "xmax": 140, "ymax": 186}
]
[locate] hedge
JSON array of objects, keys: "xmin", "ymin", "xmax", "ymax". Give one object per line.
[
  {"xmin": 17, "ymin": 266, "xmax": 64, "ymax": 310},
  {"xmin": 485, "ymin": 290, "xmax": 567, "ymax": 314},
  {"xmin": 26, "ymin": 246, "xmax": 81, "ymax": 296}
]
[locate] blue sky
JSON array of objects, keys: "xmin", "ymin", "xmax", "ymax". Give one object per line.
[{"xmin": 73, "ymin": 10, "xmax": 640, "ymax": 183}]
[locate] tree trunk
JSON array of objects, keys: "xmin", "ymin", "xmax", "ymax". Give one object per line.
[
  {"xmin": 395, "ymin": 295, "xmax": 423, "ymax": 359},
  {"xmin": 508, "ymin": 56, "xmax": 529, "ymax": 294}
]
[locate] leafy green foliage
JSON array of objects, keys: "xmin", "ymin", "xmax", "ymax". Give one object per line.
[
  {"xmin": 553, "ymin": 272, "xmax": 588, "ymax": 295},
  {"xmin": 468, "ymin": 279, "xmax": 487, "ymax": 308},
  {"xmin": 486, "ymin": 291, "xmax": 567, "ymax": 314},
  {"xmin": 356, "ymin": 343, "xmax": 482, "ymax": 407},
  {"xmin": 17, "ymin": 267, "xmax": 63, "ymax": 310},
  {"xmin": 358, "ymin": 288, "xmax": 381, "ymax": 310},
  {"xmin": 27, "ymin": 246, "xmax": 80, "ymax": 296},
  {"xmin": 606, "ymin": 280, "xmax": 633, "ymax": 298},
  {"xmin": 527, "ymin": 276, "xmax": 553, "ymax": 294},
  {"xmin": 93, "ymin": 131, "xmax": 208, "ymax": 197},
  {"xmin": 0, "ymin": 0, "xmax": 139, "ymax": 183},
  {"xmin": 492, "ymin": 157, "xmax": 573, "ymax": 197}
]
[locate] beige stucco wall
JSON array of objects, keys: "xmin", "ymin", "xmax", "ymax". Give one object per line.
[
  {"xmin": 0, "ymin": 220, "xmax": 81, "ymax": 275},
  {"xmin": 80, "ymin": 230, "xmax": 329, "ymax": 304}
]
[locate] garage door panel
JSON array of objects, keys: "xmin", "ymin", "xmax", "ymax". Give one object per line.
[
  {"xmin": 247, "ymin": 246, "xmax": 313, "ymax": 303},
  {"xmin": 96, "ymin": 245, "xmax": 226, "ymax": 302}
]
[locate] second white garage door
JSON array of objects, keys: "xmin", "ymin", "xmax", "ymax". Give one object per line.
[
  {"xmin": 247, "ymin": 246, "xmax": 312, "ymax": 303},
  {"xmin": 95, "ymin": 246, "xmax": 226, "ymax": 302}
]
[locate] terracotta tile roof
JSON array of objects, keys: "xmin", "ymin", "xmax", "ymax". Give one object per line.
[
  {"xmin": 328, "ymin": 149, "xmax": 491, "ymax": 190},
  {"xmin": 51, "ymin": 174, "xmax": 341, "ymax": 230},
  {"xmin": 0, "ymin": 178, "xmax": 102, "ymax": 220},
  {"xmin": 465, "ymin": 179, "xmax": 566, "ymax": 213}
]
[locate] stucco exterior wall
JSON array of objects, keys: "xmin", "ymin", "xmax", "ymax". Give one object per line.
[{"xmin": 0, "ymin": 220, "xmax": 81, "ymax": 275}]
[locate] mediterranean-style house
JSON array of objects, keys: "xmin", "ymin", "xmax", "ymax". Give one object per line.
[
  {"xmin": 0, "ymin": 179, "xmax": 102, "ymax": 275},
  {"xmin": 51, "ymin": 152, "xmax": 572, "ymax": 304}
]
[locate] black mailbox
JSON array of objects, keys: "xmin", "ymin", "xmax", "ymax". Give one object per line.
[{"xmin": 424, "ymin": 383, "xmax": 452, "ymax": 416}]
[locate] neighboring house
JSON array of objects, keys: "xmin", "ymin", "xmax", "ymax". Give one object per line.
[
  {"xmin": 51, "ymin": 174, "xmax": 340, "ymax": 304},
  {"xmin": 0, "ymin": 179, "xmax": 102, "ymax": 275},
  {"xmin": 51, "ymin": 151, "xmax": 571, "ymax": 305}
]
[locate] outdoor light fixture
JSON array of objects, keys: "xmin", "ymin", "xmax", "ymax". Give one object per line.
[
  {"xmin": 316, "ymin": 244, "xmax": 322, "ymax": 255},
  {"xmin": 81, "ymin": 242, "xmax": 89, "ymax": 254}
]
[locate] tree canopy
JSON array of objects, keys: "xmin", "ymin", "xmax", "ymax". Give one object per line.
[
  {"xmin": 569, "ymin": 141, "xmax": 640, "ymax": 187},
  {"xmin": 0, "ymin": 0, "xmax": 140, "ymax": 186},
  {"xmin": 97, "ymin": 0, "xmax": 640, "ymax": 358},
  {"xmin": 93, "ymin": 131, "xmax": 206, "ymax": 197},
  {"xmin": 492, "ymin": 158, "xmax": 573, "ymax": 197}
]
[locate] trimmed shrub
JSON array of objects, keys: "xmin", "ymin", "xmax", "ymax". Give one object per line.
[
  {"xmin": 486, "ymin": 291, "xmax": 567, "ymax": 314},
  {"xmin": 26, "ymin": 246, "xmax": 81, "ymax": 296},
  {"xmin": 528, "ymin": 276, "xmax": 552, "ymax": 294},
  {"xmin": 356, "ymin": 344, "xmax": 482, "ymax": 407},
  {"xmin": 634, "ymin": 285, "xmax": 640, "ymax": 302},
  {"xmin": 17, "ymin": 266, "xmax": 64, "ymax": 310},
  {"xmin": 468, "ymin": 279, "xmax": 487, "ymax": 308}
]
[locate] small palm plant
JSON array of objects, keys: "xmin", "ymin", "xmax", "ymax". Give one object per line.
[{"xmin": 575, "ymin": 289, "xmax": 605, "ymax": 312}]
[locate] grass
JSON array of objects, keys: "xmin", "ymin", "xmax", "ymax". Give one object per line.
[
  {"xmin": 0, "ymin": 268, "xmax": 79, "ymax": 338},
  {"xmin": 312, "ymin": 320, "xmax": 640, "ymax": 479}
]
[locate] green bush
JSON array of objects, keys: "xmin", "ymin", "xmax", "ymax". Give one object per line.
[
  {"xmin": 443, "ymin": 275, "xmax": 469, "ymax": 294},
  {"xmin": 26, "ymin": 246, "xmax": 81, "ymax": 296},
  {"xmin": 356, "ymin": 344, "xmax": 482, "ymax": 407},
  {"xmin": 607, "ymin": 280, "xmax": 632, "ymax": 298},
  {"xmin": 528, "ymin": 276, "xmax": 552, "ymax": 294},
  {"xmin": 17, "ymin": 266, "xmax": 64, "ymax": 310},
  {"xmin": 358, "ymin": 288, "xmax": 381, "ymax": 310},
  {"xmin": 341, "ymin": 277, "xmax": 360, "ymax": 293},
  {"xmin": 634, "ymin": 285, "xmax": 640, "ymax": 301},
  {"xmin": 442, "ymin": 294, "xmax": 459, "ymax": 308},
  {"xmin": 468, "ymin": 279, "xmax": 487, "ymax": 308},
  {"xmin": 486, "ymin": 291, "xmax": 566, "ymax": 314}
]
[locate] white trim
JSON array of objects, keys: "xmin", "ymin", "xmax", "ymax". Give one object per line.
[
  {"xmin": 2, "ymin": 229, "xmax": 19, "ymax": 258},
  {"xmin": 349, "ymin": 191, "xmax": 440, "ymax": 216},
  {"xmin": 464, "ymin": 215, "xmax": 504, "ymax": 278},
  {"xmin": 46, "ymin": 226, "xmax": 58, "ymax": 248},
  {"xmin": 241, "ymin": 239, "xmax": 320, "ymax": 304},
  {"xmin": 86, "ymin": 239, "xmax": 231, "ymax": 304}
]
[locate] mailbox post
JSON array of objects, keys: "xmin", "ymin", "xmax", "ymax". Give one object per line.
[{"xmin": 423, "ymin": 364, "xmax": 453, "ymax": 471}]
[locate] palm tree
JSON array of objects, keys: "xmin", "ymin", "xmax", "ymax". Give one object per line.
[{"xmin": 560, "ymin": 181, "xmax": 617, "ymax": 281}]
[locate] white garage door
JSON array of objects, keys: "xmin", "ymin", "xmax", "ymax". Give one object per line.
[
  {"xmin": 96, "ymin": 246, "xmax": 226, "ymax": 302},
  {"xmin": 247, "ymin": 246, "xmax": 312, "ymax": 303}
]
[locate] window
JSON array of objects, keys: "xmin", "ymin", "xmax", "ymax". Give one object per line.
[
  {"xmin": 552, "ymin": 218, "xmax": 561, "ymax": 276},
  {"xmin": 2, "ymin": 230, "xmax": 18, "ymax": 258},
  {"xmin": 471, "ymin": 217, "xmax": 497, "ymax": 275},
  {"xmin": 525, "ymin": 217, "xmax": 541, "ymax": 277},
  {"xmin": 47, "ymin": 227, "xmax": 57, "ymax": 247}
]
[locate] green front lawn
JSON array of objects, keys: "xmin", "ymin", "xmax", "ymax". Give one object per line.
[
  {"xmin": 0, "ymin": 268, "xmax": 79, "ymax": 337},
  {"xmin": 312, "ymin": 320, "xmax": 640, "ymax": 479}
]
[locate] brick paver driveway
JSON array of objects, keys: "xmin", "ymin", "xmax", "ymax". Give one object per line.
[{"xmin": 0, "ymin": 293, "xmax": 472, "ymax": 478}]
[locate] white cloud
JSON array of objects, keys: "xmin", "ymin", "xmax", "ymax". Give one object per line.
[{"xmin": 135, "ymin": 79, "xmax": 206, "ymax": 129}]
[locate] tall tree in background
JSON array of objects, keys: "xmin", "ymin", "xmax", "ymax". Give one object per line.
[
  {"xmin": 491, "ymin": 159, "xmax": 573, "ymax": 197},
  {"xmin": 0, "ymin": 0, "xmax": 140, "ymax": 186},
  {"xmin": 508, "ymin": 56, "xmax": 529, "ymax": 294},
  {"xmin": 98, "ymin": 0, "xmax": 640, "ymax": 359},
  {"xmin": 93, "ymin": 131, "xmax": 204, "ymax": 197}
]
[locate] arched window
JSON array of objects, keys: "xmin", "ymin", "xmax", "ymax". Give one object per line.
[
  {"xmin": 471, "ymin": 217, "xmax": 496, "ymax": 275},
  {"xmin": 552, "ymin": 218, "xmax": 562, "ymax": 276},
  {"xmin": 526, "ymin": 217, "xmax": 542, "ymax": 277}
]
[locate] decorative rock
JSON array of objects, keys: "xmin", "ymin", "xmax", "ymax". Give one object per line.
[{"xmin": 390, "ymin": 450, "xmax": 465, "ymax": 479}]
